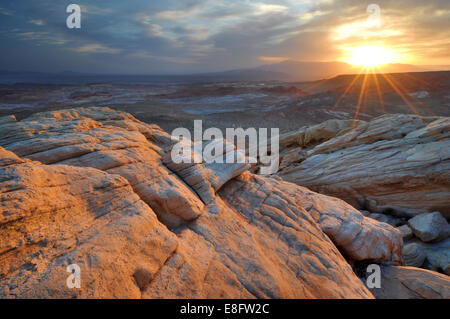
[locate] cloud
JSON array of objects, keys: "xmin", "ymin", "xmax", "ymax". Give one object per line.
[
  {"xmin": 0, "ymin": 7, "xmax": 13, "ymax": 16},
  {"xmin": 29, "ymin": 19, "xmax": 46, "ymax": 26},
  {"xmin": 154, "ymin": 1, "xmax": 206, "ymax": 20},
  {"xmin": 258, "ymin": 56, "xmax": 288, "ymax": 62},
  {"xmin": 71, "ymin": 44, "xmax": 121, "ymax": 54},
  {"xmin": 1, "ymin": 0, "xmax": 449, "ymax": 73},
  {"xmin": 15, "ymin": 31, "xmax": 67, "ymax": 45},
  {"xmin": 146, "ymin": 23, "xmax": 164, "ymax": 37},
  {"xmin": 129, "ymin": 51, "xmax": 198, "ymax": 64},
  {"xmin": 253, "ymin": 3, "xmax": 288, "ymax": 15},
  {"xmin": 300, "ymin": 10, "xmax": 328, "ymax": 20},
  {"xmin": 80, "ymin": 5, "xmax": 113, "ymax": 15},
  {"xmin": 170, "ymin": 25, "xmax": 212, "ymax": 42},
  {"xmin": 155, "ymin": 10, "xmax": 191, "ymax": 20}
]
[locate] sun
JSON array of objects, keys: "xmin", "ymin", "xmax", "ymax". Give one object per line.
[{"xmin": 346, "ymin": 46, "xmax": 395, "ymax": 67}]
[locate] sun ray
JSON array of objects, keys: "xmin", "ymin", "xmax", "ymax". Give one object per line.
[
  {"xmin": 331, "ymin": 68, "xmax": 365, "ymax": 110},
  {"xmin": 301, "ymin": 77, "xmax": 333, "ymax": 93},
  {"xmin": 402, "ymin": 72, "xmax": 432, "ymax": 88},
  {"xmin": 353, "ymin": 69, "xmax": 369, "ymax": 126},
  {"xmin": 381, "ymin": 73, "xmax": 423, "ymax": 118},
  {"xmin": 372, "ymin": 70, "xmax": 386, "ymax": 113},
  {"xmin": 383, "ymin": 72, "xmax": 435, "ymax": 116}
]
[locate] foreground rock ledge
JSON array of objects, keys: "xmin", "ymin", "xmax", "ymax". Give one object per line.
[{"xmin": 0, "ymin": 107, "xmax": 447, "ymax": 299}]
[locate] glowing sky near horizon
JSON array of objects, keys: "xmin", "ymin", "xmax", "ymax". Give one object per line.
[{"xmin": 0, "ymin": 0, "xmax": 449, "ymax": 73}]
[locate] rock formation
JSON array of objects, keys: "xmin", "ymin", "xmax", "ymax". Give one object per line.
[
  {"xmin": 275, "ymin": 114, "xmax": 450, "ymax": 281},
  {"xmin": 0, "ymin": 107, "xmax": 448, "ymax": 299},
  {"xmin": 276, "ymin": 114, "xmax": 450, "ymax": 218},
  {"xmin": 407, "ymin": 212, "xmax": 450, "ymax": 242},
  {"xmin": 366, "ymin": 266, "xmax": 450, "ymax": 299}
]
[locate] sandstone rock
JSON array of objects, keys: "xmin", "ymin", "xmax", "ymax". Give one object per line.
[
  {"xmin": 408, "ymin": 212, "xmax": 450, "ymax": 242},
  {"xmin": 0, "ymin": 146, "xmax": 374, "ymax": 299},
  {"xmin": 367, "ymin": 213, "xmax": 402, "ymax": 227},
  {"xmin": 0, "ymin": 107, "xmax": 205, "ymax": 228},
  {"xmin": 402, "ymin": 239, "xmax": 450, "ymax": 275},
  {"xmin": 1, "ymin": 108, "xmax": 393, "ymax": 299},
  {"xmin": 277, "ymin": 114, "xmax": 450, "ymax": 218},
  {"xmin": 309, "ymin": 114, "xmax": 440, "ymax": 155},
  {"xmin": 162, "ymin": 138, "xmax": 251, "ymax": 206},
  {"xmin": 279, "ymin": 118, "xmax": 363, "ymax": 148},
  {"xmin": 359, "ymin": 210, "xmax": 371, "ymax": 217},
  {"xmin": 219, "ymin": 173, "xmax": 403, "ymax": 264},
  {"xmin": 398, "ymin": 224, "xmax": 413, "ymax": 241},
  {"xmin": 424, "ymin": 238, "xmax": 450, "ymax": 275},
  {"xmin": 279, "ymin": 148, "xmax": 306, "ymax": 169},
  {"xmin": 367, "ymin": 266, "xmax": 450, "ymax": 299},
  {"xmin": 402, "ymin": 243, "xmax": 427, "ymax": 267},
  {"xmin": 0, "ymin": 147, "xmax": 178, "ymax": 298},
  {"xmin": 144, "ymin": 193, "xmax": 374, "ymax": 299}
]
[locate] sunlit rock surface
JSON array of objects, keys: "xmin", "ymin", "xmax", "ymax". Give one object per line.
[
  {"xmin": 277, "ymin": 114, "xmax": 450, "ymax": 218},
  {"xmin": 0, "ymin": 107, "xmax": 443, "ymax": 299}
]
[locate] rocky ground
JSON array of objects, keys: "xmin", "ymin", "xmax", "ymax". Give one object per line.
[
  {"xmin": 273, "ymin": 114, "xmax": 450, "ymax": 277},
  {"xmin": 0, "ymin": 107, "xmax": 448, "ymax": 299},
  {"xmin": 1, "ymin": 71, "xmax": 449, "ymax": 135}
]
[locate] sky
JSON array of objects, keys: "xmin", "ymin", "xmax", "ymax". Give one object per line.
[{"xmin": 0, "ymin": 0, "xmax": 449, "ymax": 74}]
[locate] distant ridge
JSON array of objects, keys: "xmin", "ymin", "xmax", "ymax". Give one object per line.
[{"xmin": 0, "ymin": 61, "xmax": 446, "ymax": 84}]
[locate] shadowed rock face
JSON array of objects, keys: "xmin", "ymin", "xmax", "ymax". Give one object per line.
[
  {"xmin": 366, "ymin": 266, "xmax": 450, "ymax": 299},
  {"xmin": 277, "ymin": 114, "xmax": 450, "ymax": 218},
  {"xmin": 0, "ymin": 107, "xmax": 444, "ymax": 299}
]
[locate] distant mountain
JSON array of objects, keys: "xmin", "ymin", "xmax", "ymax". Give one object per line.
[
  {"xmin": 199, "ymin": 60, "xmax": 432, "ymax": 82},
  {"xmin": 256, "ymin": 61, "xmax": 352, "ymax": 81},
  {"xmin": 0, "ymin": 62, "xmax": 445, "ymax": 85},
  {"xmin": 419, "ymin": 65, "xmax": 450, "ymax": 71},
  {"xmin": 252, "ymin": 60, "xmax": 436, "ymax": 81}
]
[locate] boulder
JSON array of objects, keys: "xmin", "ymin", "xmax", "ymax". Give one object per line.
[
  {"xmin": 397, "ymin": 224, "xmax": 413, "ymax": 241},
  {"xmin": 367, "ymin": 266, "xmax": 450, "ymax": 299},
  {"xmin": 402, "ymin": 243, "xmax": 427, "ymax": 267},
  {"xmin": 408, "ymin": 212, "xmax": 450, "ymax": 242},
  {"xmin": 367, "ymin": 213, "xmax": 402, "ymax": 227},
  {"xmin": 402, "ymin": 239, "xmax": 450, "ymax": 275}
]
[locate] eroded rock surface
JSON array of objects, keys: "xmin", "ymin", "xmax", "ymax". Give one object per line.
[
  {"xmin": 402, "ymin": 239, "xmax": 450, "ymax": 275},
  {"xmin": 0, "ymin": 107, "xmax": 205, "ymax": 228},
  {"xmin": 408, "ymin": 212, "xmax": 450, "ymax": 242},
  {"xmin": 220, "ymin": 173, "xmax": 402, "ymax": 264},
  {"xmin": 367, "ymin": 266, "xmax": 450, "ymax": 299},
  {"xmin": 0, "ymin": 147, "xmax": 178, "ymax": 298},
  {"xmin": 277, "ymin": 114, "xmax": 450, "ymax": 218},
  {"xmin": 0, "ymin": 107, "xmax": 439, "ymax": 299}
]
